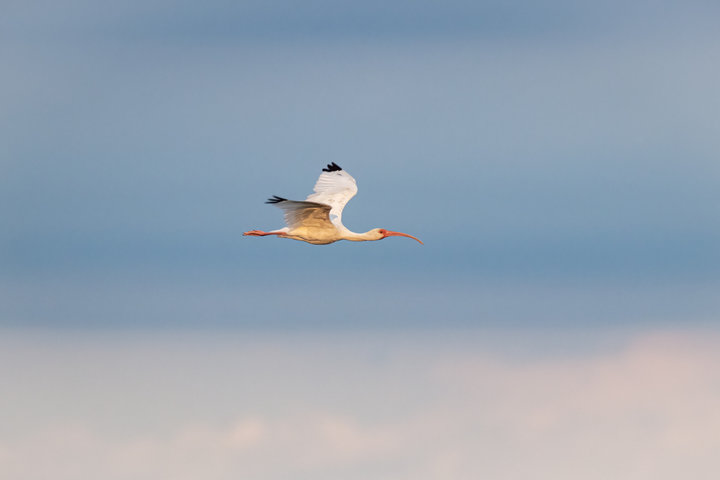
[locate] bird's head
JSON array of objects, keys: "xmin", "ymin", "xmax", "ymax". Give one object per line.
[{"xmin": 373, "ymin": 228, "xmax": 423, "ymax": 244}]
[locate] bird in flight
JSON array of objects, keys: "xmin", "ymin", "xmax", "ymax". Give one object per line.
[{"xmin": 244, "ymin": 163, "xmax": 422, "ymax": 245}]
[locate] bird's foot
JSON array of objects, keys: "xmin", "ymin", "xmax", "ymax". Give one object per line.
[
  {"xmin": 243, "ymin": 230, "xmax": 284, "ymax": 237},
  {"xmin": 243, "ymin": 230, "xmax": 268, "ymax": 236}
]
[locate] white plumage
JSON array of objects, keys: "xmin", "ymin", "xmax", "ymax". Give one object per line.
[
  {"xmin": 306, "ymin": 167, "xmax": 358, "ymax": 228},
  {"xmin": 244, "ymin": 163, "xmax": 422, "ymax": 245}
]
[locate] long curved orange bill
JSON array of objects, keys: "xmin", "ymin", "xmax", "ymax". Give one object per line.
[{"xmin": 383, "ymin": 230, "xmax": 423, "ymax": 244}]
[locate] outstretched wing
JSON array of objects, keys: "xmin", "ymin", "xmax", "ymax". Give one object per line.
[
  {"xmin": 265, "ymin": 195, "xmax": 334, "ymax": 230},
  {"xmin": 305, "ymin": 162, "xmax": 358, "ymax": 228}
]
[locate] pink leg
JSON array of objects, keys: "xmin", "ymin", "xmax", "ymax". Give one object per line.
[{"xmin": 243, "ymin": 230, "xmax": 286, "ymax": 237}]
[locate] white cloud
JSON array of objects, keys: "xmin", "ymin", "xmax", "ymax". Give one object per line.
[{"xmin": 1, "ymin": 328, "xmax": 719, "ymax": 479}]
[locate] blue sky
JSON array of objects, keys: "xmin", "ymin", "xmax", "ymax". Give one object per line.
[{"xmin": 2, "ymin": 0, "xmax": 719, "ymax": 328}]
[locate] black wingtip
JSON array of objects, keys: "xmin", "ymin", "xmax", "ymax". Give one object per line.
[
  {"xmin": 322, "ymin": 162, "xmax": 342, "ymax": 172},
  {"xmin": 265, "ymin": 195, "xmax": 287, "ymax": 204}
]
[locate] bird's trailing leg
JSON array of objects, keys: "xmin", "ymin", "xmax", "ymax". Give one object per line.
[{"xmin": 243, "ymin": 229, "xmax": 286, "ymax": 237}]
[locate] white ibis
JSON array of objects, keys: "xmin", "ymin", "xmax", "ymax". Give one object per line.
[{"xmin": 244, "ymin": 163, "xmax": 423, "ymax": 245}]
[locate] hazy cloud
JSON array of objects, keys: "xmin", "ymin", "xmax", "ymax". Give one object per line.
[{"xmin": 2, "ymin": 328, "xmax": 719, "ymax": 479}]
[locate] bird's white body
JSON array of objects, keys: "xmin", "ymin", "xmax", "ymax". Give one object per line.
[{"xmin": 244, "ymin": 163, "xmax": 422, "ymax": 245}]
